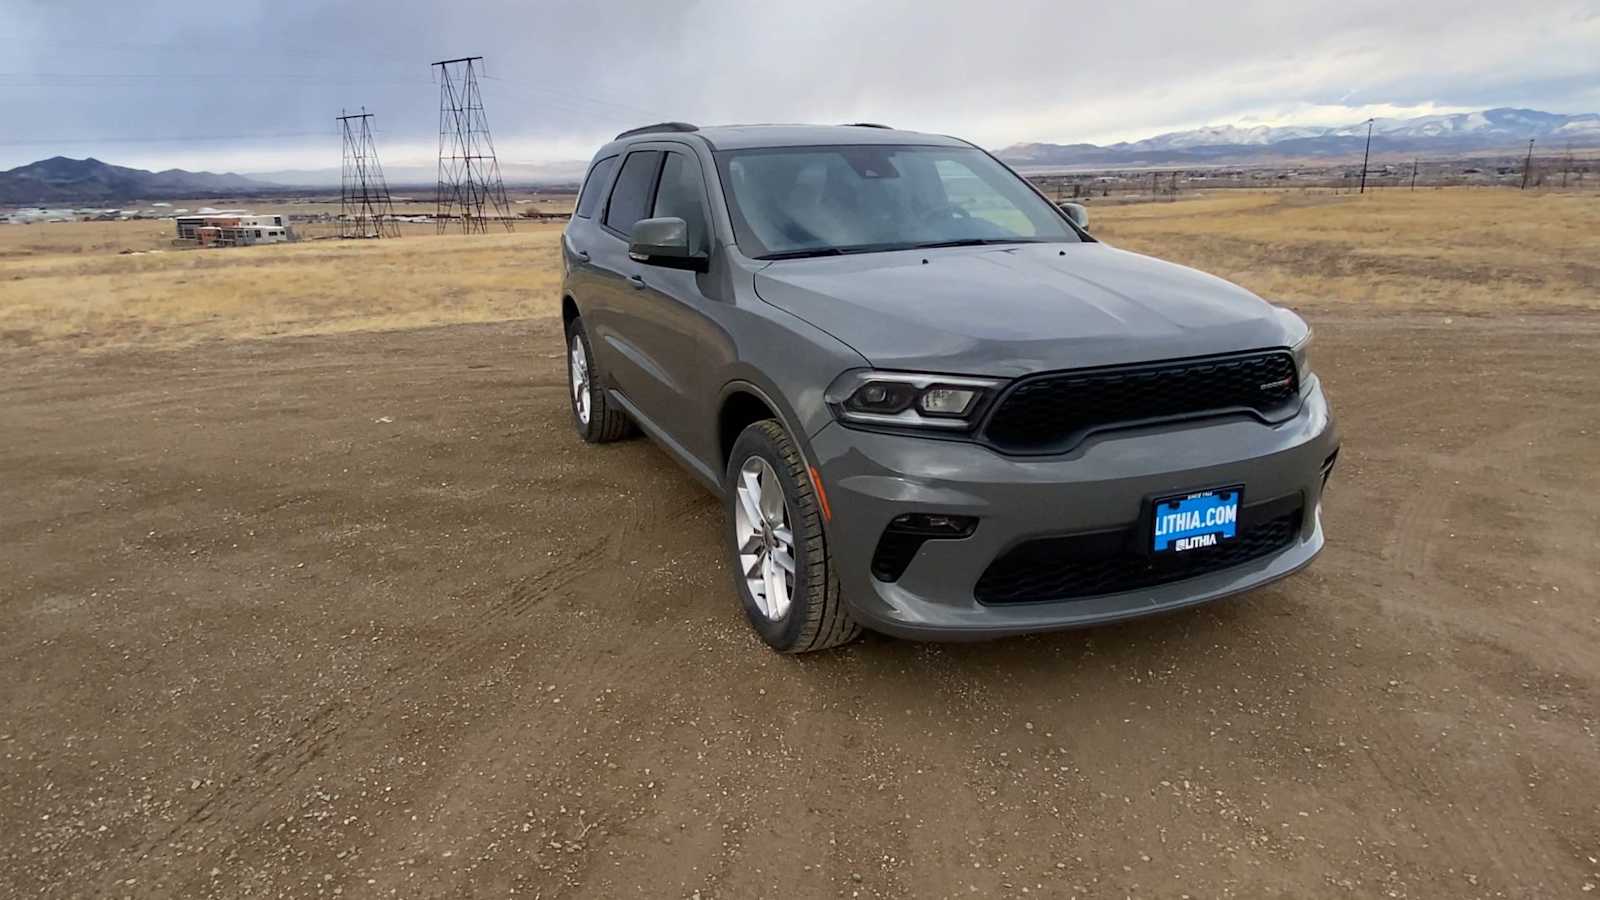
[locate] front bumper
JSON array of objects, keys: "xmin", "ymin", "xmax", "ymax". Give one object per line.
[{"xmin": 810, "ymin": 379, "xmax": 1338, "ymax": 640}]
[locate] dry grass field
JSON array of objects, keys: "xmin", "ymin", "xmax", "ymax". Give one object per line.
[
  {"xmin": 2, "ymin": 188, "xmax": 1595, "ymax": 355},
  {"xmin": 1094, "ymin": 188, "xmax": 1600, "ymax": 314},
  {"xmin": 3, "ymin": 187, "xmax": 1599, "ymax": 898},
  {"xmin": 0, "ymin": 222, "xmax": 566, "ymax": 351}
]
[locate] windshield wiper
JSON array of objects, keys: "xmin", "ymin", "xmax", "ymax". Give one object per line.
[
  {"xmin": 908, "ymin": 238, "xmax": 1045, "ymax": 249},
  {"xmin": 757, "ymin": 247, "xmax": 847, "ymax": 260},
  {"xmin": 758, "ymin": 239, "xmax": 1041, "ymax": 260}
]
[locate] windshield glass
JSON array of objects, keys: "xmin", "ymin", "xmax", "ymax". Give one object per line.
[{"xmin": 715, "ymin": 144, "xmax": 1080, "ymax": 259}]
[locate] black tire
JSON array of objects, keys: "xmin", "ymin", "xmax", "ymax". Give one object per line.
[
  {"xmin": 564, "ymin": 316, "xmax": 633, "ymax": 443},
  {"xmin": 725, "ymin": 419, "xmax": 861, "ymax": 653}
]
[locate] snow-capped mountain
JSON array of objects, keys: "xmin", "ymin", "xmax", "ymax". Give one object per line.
[{"xmin": 999, "ymin": 107, "xmax": 1600, "ymax": 168}]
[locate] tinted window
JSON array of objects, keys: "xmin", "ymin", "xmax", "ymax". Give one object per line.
[
  {"xmin": 574, "ymin": 155, "xmax": 617, "ymax": 219},
  {"xmin": 602, "ymin": 150, "xmax": 662, "ymax": 236},
  {"xmin": 651, "ymin": 151, "xmax": 709, "ymax": 253}
]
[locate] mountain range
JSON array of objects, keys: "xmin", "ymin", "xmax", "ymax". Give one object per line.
[
  {"xmin": 0, "ymin": 157, "xmax": 275, "ymax": 204},
  {"xmin": 4, "ymin": 108, "xmax": 1598, "ymax": 202},
  {"xmin": 997, "ymin": 107, "xmax": 1600, "ymax": 169}
]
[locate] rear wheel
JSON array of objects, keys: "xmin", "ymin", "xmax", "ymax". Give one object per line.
[
  {"xmin": 725, "ymin": 419, "xmax": 860, "ymax": 653},
  {"xmin": 564, "ymin": 317, "xmax": 632, "ymax": 443}
]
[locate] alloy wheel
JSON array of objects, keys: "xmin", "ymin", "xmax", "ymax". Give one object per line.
[
  {"xmin": 569, "ymin": 334, "xmax": 591, "ymax": 425},
  {"xmin": 734, "ymin": 456, "xmax": 795, "ymax": 621}
]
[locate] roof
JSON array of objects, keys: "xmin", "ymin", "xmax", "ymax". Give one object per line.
[{"xmin": 603, "ymin": 123, "xmax": 971, "ymax": 153}]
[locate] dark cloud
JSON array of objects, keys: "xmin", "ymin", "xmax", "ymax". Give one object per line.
[{"xmin": 4, "ymin": 0, "xmax": 1597, "ymax": 171}]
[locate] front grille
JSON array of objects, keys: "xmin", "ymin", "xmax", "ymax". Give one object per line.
[
  {"xmin": 982, "ymin": 351, "xmax": 1299, "ymax": 454},
  {"xmin": 973, "ymin": 500, "xmax": 1302, "ymax": 605}
]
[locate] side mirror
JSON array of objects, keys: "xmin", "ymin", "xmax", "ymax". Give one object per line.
[
  {"xmin": 1058, "ymin": 201, "xmax": 1089, "ymax": 231},
  {"xmin": 628, "ymin": 217, "xmax": 708, "ymax": 272}
]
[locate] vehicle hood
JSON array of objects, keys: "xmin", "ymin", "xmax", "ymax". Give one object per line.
[{"xmin": 752, "ymin": 243, "xmax": 1295, "ymax": 376}]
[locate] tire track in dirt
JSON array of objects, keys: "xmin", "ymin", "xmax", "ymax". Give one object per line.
[
  {"xmin": 103, "ymin": 541, "xmax": 607, "ymax": 890},
  {"xmin": 1380, "ymin": 420, "xmax": 1543, "ymax": 584}
]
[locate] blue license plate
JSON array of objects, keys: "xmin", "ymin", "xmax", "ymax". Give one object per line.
[{"xmin": 1152, "ymin": 486, "xmax": 1241, "ymax": 553}]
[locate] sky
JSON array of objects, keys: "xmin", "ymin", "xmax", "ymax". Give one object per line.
[{"xmin": 3, "ymin": 0, "xmax": 1598, "ymax": 175}]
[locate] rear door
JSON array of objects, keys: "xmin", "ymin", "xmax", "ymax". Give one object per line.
[
  {"xmin": 562, "ymin": 153, "xmax": 620, "ymax": 330},
  {"xmin": 584, "ymin": 149, "xmax": 664, "ymax": 405}
]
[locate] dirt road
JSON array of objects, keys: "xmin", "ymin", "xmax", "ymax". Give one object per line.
[{"xmin": 2, "ymin": 312, "xmax": 1597, "ymax": 898}]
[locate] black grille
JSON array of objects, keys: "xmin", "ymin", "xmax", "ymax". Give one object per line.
[
  {"xmin": 982, "ymin": 351, "xmax": 1299, "ymax": 454},
  {"xmin": 974, "ymin": 501, "xmax": 1302, "ymax": 605}
]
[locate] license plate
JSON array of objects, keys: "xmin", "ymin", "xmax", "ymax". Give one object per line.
[{"xmin": 1151, "ymin": 486, "xmax": 1241, "ymax": 553}]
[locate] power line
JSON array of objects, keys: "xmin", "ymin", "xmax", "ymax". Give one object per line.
[{"xmin": 0, "ymin": 130, "xmax": 336, "ymax": 147}]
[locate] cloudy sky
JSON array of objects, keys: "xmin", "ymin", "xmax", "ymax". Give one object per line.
[{"xmin": 4, "ymin": 0, "xmax": 1598, "ymax": 175}]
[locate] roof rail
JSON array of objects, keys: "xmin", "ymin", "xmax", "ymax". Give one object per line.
[
  {"xmin": 843, "ymin": 122, "xmax": 893, "ymax": 129},
  {"xmin": 614, "ymin": 121, "xmax": 699, "ymax": 140}
]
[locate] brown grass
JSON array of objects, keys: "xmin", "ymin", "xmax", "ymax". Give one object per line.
[
  {"xmin": 0, "ymin": 224, "xmax": 565, "ymax": 351},
  {"xmin": 1093, "ymin": 188, "xmax": 1600, "ymax": 315},
  {"xmin": 2, "ymin": 187, "xmax": 1595, "ymax": 353}
]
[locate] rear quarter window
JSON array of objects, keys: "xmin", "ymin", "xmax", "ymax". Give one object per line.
[{"xmin": 574, "ymin": 155, "xmax": 618, "ymax": 219}]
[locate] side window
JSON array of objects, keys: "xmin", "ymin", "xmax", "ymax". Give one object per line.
[
  {"xmin": 574, "ymin": 155, "xmax": 617, "ymax": 219},
  {"xmin": 651, "ymin": 151, "xmax": 710, "ymax": 254},
  {"xmin": 602, "ymin": 150, "xmax": 662, "ymax": 237}
]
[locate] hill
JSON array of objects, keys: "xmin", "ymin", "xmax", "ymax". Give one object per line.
[{"xmin": 0, "ymin": 157, "xmax": 279, "ymax": 204}]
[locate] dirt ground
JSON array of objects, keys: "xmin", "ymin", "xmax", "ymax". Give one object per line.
[{"xmin": 3, "ymin": 306, "xmax": 1598, "ymax": 898}]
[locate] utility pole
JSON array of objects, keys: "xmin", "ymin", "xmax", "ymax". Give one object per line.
[
  {"xmin": 337, "ymin": 109, "xmax": 399, "ymax": 239},
  {"xmin": 1359, "ymin": 118, "xmax": 1374, "ymax": 194},
  {"xmin": 1410, "ymin": 158, "xmax": 1418, "ymax": 191},
  {"xmin": 1562, "ymin": 143, "xmax": 1573, "ymax": 188},
  {"xmin": 1521, "ymin": 139, "xmax": 1534, "ymax": 190},
  {"xmin": 433, "ymin": 56, "xmax": 514, "ymax": 234}
]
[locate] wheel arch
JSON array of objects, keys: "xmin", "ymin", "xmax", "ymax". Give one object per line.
[{"xmin": 716, "ymin": 380, "xmax": 814, "ymax": 477}]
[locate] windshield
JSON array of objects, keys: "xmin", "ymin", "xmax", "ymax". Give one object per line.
[{"xmin": 715, "ymin": 144, "xmax": 1081, "ymax": 259}]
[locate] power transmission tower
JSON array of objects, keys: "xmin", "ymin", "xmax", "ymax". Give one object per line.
[
  {"xmin": 433, "ymin": 56, "xmax": 513, "ymax": 234},
  {"xmin": 337, "ymin": 109, "xmax": 400, "ymax": 239}
]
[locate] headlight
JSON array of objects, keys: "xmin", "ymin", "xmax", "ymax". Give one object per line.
[
  {"xmin": 827, "ymin": 371, "xmax": 1005, "ymax": 431},
  {"xmin": 1291, "ymin": 329, "xmax": 1312, "ymax": 378},
  {"xmin": 1275, "ymin": 306, "xmax": 1312, "ymax": 379}
]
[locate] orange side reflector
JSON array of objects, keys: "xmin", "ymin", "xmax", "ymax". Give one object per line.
[{"xmin": 807, "ymin": 466, "xmax": 833, "ymax": 522}]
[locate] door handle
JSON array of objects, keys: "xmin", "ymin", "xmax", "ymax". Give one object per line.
[
  {"xmin": 628, "ymin": 274, "xmax": 647, "ymax": 290},
  {"xmin": 575, "ymin": 249, "xmax": 590, "ymax": 262}
]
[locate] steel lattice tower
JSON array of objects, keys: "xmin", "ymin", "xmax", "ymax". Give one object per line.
[
  {"xmin": 433, "ymin": 56, "xmax": 513, "ymax": 234},
  {"xmin": 337, "ymin": 109, "xmax": 400, "ymax": 239}
]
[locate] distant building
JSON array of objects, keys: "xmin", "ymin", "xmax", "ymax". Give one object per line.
[{"xmin": 176, "ymin": 213, "xmax": 288, "ymax": 246}]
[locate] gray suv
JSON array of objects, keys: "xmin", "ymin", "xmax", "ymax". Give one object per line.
[{"xmin": 560, "ymin": 122, "xmax": 1337, "ymax": 653}]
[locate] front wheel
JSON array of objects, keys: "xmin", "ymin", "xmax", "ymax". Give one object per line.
[{"xmin": 725, "ymin": 420, "xmax": 860, "ymax": 653}]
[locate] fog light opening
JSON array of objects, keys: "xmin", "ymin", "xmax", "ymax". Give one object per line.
[
  {"xmin": 888, "ymin": 513, "xmax": 978, "ymax": 537},
  {"xmin": 870, "ymin": 513, "xmax": 979, "ymax": 582}
]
